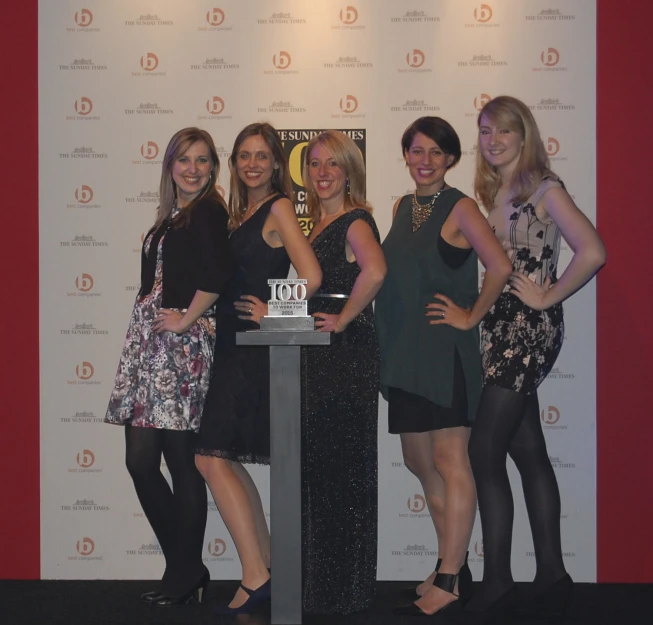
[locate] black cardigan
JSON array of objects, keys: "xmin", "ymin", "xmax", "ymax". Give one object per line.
[{"xmin": 139, "ymin": 197, "xmax": 233, "ymax": 308}]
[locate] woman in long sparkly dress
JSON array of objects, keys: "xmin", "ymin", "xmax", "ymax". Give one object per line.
[
  {"xmin": 105, "ymin": 127, "xmax": 233, "ymax": 606},
  {"xmin": 300, "ymin": 130, "xmax": 386, "ymax": 614}
]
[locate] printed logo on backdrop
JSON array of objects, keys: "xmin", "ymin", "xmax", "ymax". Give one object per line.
[
  {"xmin": 257, "ymin": 100, "xmax": 307, "ymax": 115},
  {"xmin": 126, "ymin": 190, "xmax": 159, "ymax": 204},
  {"xmin": 69, "ymin": 362, "xmax": 101, "ymax": 386},
  {"xmin": 264, "ymin": 51, "xmax": 298, "ymax": 75},
  {"xmin": 198, "ymin": 96, "xmax": 232, "ymax": 122},
  {"xmin": 126, "ymin": 543, "xmax": 163, "ymax": 556},
  {"xmin": 390, "ymin": 98, "xmax": 440, "ymax": 113},
  {"xmin": 526, "ymin": 8, "xmax": 576, "ymax": 21},
  {"xmin": 541, "ymin": 405, "xmax": 568, "ymax": 430},
  {"xmin": 258, "ymin": 11, "xmax": 307, "ymax": 25},
  {"xmin": 70, "ymin": 537, "xmax": 103, "ymax": 561},
  {"xmin": 531, "ymin": 98, "xmax": 576, "ymax": 112},
  {"xmin": 200, "ymin": 8, "xmax": 232, "ymax": 31},
  {"xmin": 191, "ymin": 55, "xmax": 239, "ymax": 71},
  {"xmin": 323, "ymin": 55, "xmax": 373, "ymax": 69},
  {"xmin": 59, "ymin": 58, "xmax": 107, "ymax": 72},
  {"xmin": 60, "ymin": 235, "xmax": 108, "ymax": 249},
  {"xmin": 462, "ymin": 144, "xmax": 479, "ymax": 158},
  {"xmin": 125, "ymin": 14, "xmax": 173, "ymax": 26},
  {"xmin": 69, "ymin": 449, "xmax": 101, "ymax": 473},
  {"xmin": 534, "ymin": 48, "xmax": 568, "ymax": 72},
  {"xmin": 458, "ymin": 54, "xmax": 507, "ymax": 68},
  {"xmin": 468, "ymin": 540, "xmax": 485, "ymax": 563},
  {"xmin": 69, "ymin": 9, "xmax": 99, "ymax": 32},
  {"xmin": 60, "ymin": 146, "xmax": 107, "ymax": 159},
  {"xmin": 545, "ymin": 137, "xmax": 567, "ymax": 162},
  {"xmin": 398, "ymin": 494, "xmax": 430, "ymax": 519},
  {"xmin": 205, "ymin": 539, "xmax": 234, "ymax": 562},
  {"xmin": 277, "ymin": 129, "xmax": 366, "ymax": 235},
  {"xmin": 68, "ymin": 185, "xmax": 100, "ymax": 209},
  {"xmin": 528, "ymin": 550, "xmax": 576, "ymax": 558},
  {"xmin": 400, "ymin": 50, "xmax": 432, "ymax": 74},
  {"xmin": 133, "ymin": 141, "xmax": 163, "ymax": 166},
  {"xmin": 133, "ymin": 53, "xmax": 166, "ymax": 77},
  {"xmin": 546, "ymin": 366, "xmax": 576, "ymax": 381},
  {"xmin": 60, "ymin": 410, "xmax": 104, "ymax": 424},
  {"xmin": 333, "ymin": 95, "xmax": 365, "ymax": 119},
  {"xmin": 67, "ymin": 97, "xmax": 100, "ymax": 122},
  {"xmin": 68, "ymin": 273, "xmax": 101, "ymax": 298},
  {"xmin": 549, "ymin": 455, "xmax": 576, "ymax": 470},
  {"xmin": 334, "ymin": 6, "xmax": 364, "ymax": 30},
  {"xmin": 391, "ymin": 544, "xmax": 437, "ymax": 557},
  {"xmin": 466, "ymin": 4, "xmax": 499, "ymax": 27},
  {"xmin": 390, "ymin": 9, "xmax": 440, "ymax": 23},
  {"xmin": 61, "ymin": 498, "xmax": 109, "ymax": 512},
  {"xmin": 125, "ymin": 102, "xmax": 173, "ymax": 115},
  {"xmin": 60, "ymin": 322, "xmax": 108, "ymax": 336},
  {"xmin": 390, "ymin": 189, "xmax": 414, "ymax": 201}
]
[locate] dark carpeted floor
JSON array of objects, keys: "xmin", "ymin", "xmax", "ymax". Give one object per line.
[{"xmin": 0, "ymin": 580, "xmax": 652, "ymax": 625}]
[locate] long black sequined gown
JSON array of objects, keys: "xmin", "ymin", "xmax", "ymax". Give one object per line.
[{"xmin": 301, "ymin": 209, "xmax": 379, "ymax": 614}]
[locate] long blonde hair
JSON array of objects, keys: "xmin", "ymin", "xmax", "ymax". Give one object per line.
[
  {"xmin": 474, "ymin": 96, "xmax": 550, "ymax": 211},
  {"xmin": 155, "ymin": 127, "xmax": 223, "ymax": 229},
  {"xmin": 227, "ymin": 123, "xmax": 294, "ymax": 230},
  {"xmin": 302, "ymin": 130, "xmax": 371, "ymax": 224}
]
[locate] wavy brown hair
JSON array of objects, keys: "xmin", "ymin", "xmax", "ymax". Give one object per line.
[
  {"xmin": 474, "ymin": 95, "xmax": 551, "ymax": 211},
  {"xmin": 155, "ymin": 127, "xmax": 224, "ymax": 229},
  {"xmin": 227, "ymin": 122, "xmax": 294, "ymax": 230},
  {"xmin": 302, "ymin": 130, "xmax": 371, "ymax": 224}
]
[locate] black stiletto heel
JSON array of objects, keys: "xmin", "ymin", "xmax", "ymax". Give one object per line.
[
  {"xmin": 140, "ymin": 589, "xmax": 163, "ymax": 603},
  {"xmin": 393, "ymin": 571, "xmax": 462, "ymax": 617},
  {"xmin": 151, "ymin": 568, "xmax": 210, "ymax": 607},
  {"xmin": 513, "ymin": 573, "xmax": 573, "ymax": 620},
  {"xmin": 458, "ymin": 551, "xmax": 473, "ymax": 606},
  {"xmin": 213, "ymin": 578, "xmax": 271, "ymax": 615},
  {"xmin": 400, "ymin": 557, "xmax": 442, "ymax": 599}
]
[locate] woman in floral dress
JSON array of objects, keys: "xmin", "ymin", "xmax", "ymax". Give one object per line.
[
  {"xmin": 454, "ymin": 97, "xmax": 606, "ymax": 624},
  {"xmin": 105, "ymin": 127, "xmax": 233, "ymax": 606}
]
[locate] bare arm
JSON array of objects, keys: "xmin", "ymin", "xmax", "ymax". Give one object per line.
[
  {"xmin": 510, "ymin": 187, "xmax": 606, "ymax": 310},
  {"xmin": 427, "ymin": 198, "xmax": 512, "ymax": 329},
  {"xmin": 313, "ymin": 219, "xmax": 387, "ymax": 333},
  {"xmin": 154, "ymin": 290, "xmax": 218, "ymax": 334},
  {"xmin": 391, "ymin": 196, "xmax": 402, "ymax": 220}
]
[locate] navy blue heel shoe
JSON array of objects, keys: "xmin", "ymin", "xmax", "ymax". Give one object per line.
[{"xmin": 213, "ymin": 578, "xmax": 271, "ymax": 615}]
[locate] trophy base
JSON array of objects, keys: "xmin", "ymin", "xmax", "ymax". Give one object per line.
[{"xmin": 259, "ymin": 316, "xmax": 315, "ymax": 331}]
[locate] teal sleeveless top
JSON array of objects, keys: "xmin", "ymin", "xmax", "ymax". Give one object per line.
[{"xmin": 375, "ymin": 189, "xmax": 482, "ymax": 420}]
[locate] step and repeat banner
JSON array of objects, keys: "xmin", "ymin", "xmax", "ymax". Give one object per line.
[{"xmin": 39, "ymin": 0, "xmax": 596, "ymax": 581}]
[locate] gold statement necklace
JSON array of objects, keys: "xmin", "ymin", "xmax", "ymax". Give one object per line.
[{"xmin": 411, "ymin": 186, "xmax": 446, "ymax": 232}]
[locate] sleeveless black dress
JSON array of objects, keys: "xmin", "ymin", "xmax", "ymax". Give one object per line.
[
  {"xmin": 301, "ymin": 209, "xmax": 379, "ymax": 614},
  {"xmin": 196, "ymin": 195, "xmax": 290, "ymax": 464}
]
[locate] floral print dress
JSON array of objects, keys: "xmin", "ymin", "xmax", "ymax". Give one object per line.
[
  {"xmin": 105, "ymin": 232, "xmax": 216, "ymax": 432},
  {"xmin": 481, "ymin": 176, "xmax": 564, "ymax": 393}
]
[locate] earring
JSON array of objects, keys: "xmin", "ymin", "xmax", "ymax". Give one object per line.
[{"xmin": 346, "ymin": 179, "xmax": 350, "ymax": 195}]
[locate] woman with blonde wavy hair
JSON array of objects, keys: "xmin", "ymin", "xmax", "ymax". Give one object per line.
[
  {"xmin": 300, "ymin": 130, "xmax": 386, "ymax": 614},
  {"xmin": 455, "ymin": 96, "xmax": 606, "ymax": 624}
]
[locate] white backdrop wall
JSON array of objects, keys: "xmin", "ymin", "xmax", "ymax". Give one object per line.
[{"xmin": 39, "ymin": 0, "xmax": 596, "ymax": 581}]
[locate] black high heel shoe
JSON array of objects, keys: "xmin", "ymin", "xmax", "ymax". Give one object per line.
[
  {"xmin": 458, "ymin": 552, "xmax": 473, "ymax": 606},
  {"xmin": 140, "ymin": 590, "xmax": 163, "ymax": 603},
  {"xmin": 400, "ymin": 558, "xmax": 442, "ymax": 599},
  {"xmin": 151, "ymin": 568, "xmax": 210, "ymax": 607},
  {"xmin": 213, "ymin": 578, "xmax": 271, "ymax": 615},
  {"xmin": 449, "ymin": 585, "xmax": 518, "ymax": 625},
  {"xmin": 393, "ymin": 571, "xmax": 462, "ymax": 617},
  {"xmin": 513, "ymin": 573, "xmax": 573, "ymax": 620}
]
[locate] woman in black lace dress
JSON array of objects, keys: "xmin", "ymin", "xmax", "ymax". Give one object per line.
[
  {"xmin": 301, "ymin": 131, "xmax": 386, "ymax": 614},
  {"xmin": 195, "ymin": 123, "xmax": 321, "ymax": 615}
]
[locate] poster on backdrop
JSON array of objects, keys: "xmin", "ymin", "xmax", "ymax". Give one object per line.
[{"xmin": 38, "ymin": 0, "xmax": 597, "ymax": 582}]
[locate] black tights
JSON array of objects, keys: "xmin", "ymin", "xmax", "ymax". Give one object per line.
[
  {"xmin": 125, "ymin": 426, "xmax": 207, "ymax": 594},
  {"xmin": 467, "ymin": 385, "xmax": 566, "ymax": 607}
]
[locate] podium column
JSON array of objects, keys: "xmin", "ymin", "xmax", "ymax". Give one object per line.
[{"xmin": 236, "ymin": 330, "xmax": 330, "ymax": 625}]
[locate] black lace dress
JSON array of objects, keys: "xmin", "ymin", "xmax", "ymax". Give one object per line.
[
  {"xmin": 301, "ymin": 209, "xmax": 379, "ymax": 614},
  {"xmin": 196, "ymin": 195, "xmax": 290, "ymax": 464}
]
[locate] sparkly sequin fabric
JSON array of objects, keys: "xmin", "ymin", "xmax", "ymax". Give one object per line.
[{"xmin": 301, "ymin": 209, "xmax": 379, "ymax": 614}]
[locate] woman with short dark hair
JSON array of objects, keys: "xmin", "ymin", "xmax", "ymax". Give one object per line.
[{"xmin": 376, "ymin": 117, "xmax": 512, "ymax": 618}]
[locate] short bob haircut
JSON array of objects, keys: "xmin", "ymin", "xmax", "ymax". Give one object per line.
[
  {"xmin": 156, "ymin": 127, "xmax": 224, "ymax": 229},
  {"xmin": 401, "ymin": 117, "xmax": 462, "ymax": 168},
  {"xmin": 227, "ymin": 122, "xmax": 294, "ymax": 229},
  {"xmin": 474, "ymin": 95, "xmax": 551, "ymax": 211},
  {"xmin": 302, "ymin": 130, "xmax": 372, "ymax": 224}
]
